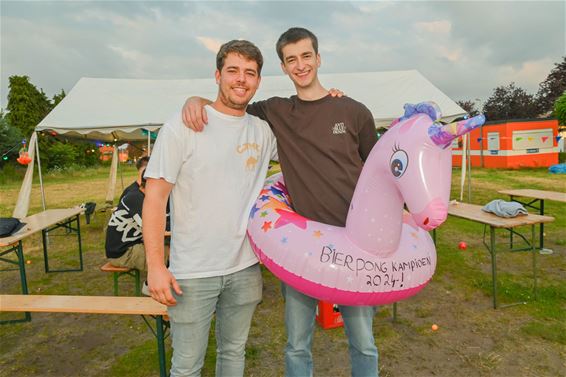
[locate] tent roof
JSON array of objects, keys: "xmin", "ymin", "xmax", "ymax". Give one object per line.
[{"xmin": 36, "ymin": 70, "xmax": 465, "ymax": 141}]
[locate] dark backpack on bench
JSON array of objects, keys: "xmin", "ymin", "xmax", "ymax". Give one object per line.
[{"xmin": 0, "ymin": 217, "xmax": 26, "ymax": 237}]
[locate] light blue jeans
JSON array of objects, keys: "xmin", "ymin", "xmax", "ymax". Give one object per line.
[
  {"xmin": 168, "ymin": 264, "xmax": 262, "ymax": 377},
  {"xmin": 282, "ymin": 283, "xmax": 379, "ymax": 377}
]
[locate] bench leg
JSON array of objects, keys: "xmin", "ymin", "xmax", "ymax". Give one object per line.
[
  {"xmin": 134, "ymin": 269, "xmax": 141, "ymax": 297},
  {"xmin": 0, "ymin": 241, "xmax": 31, "ymax": 324},
  {"xmin": 111, "ymin": 269, "xmax": 141, "ymax": 296},
  {"xmin": 113, "ymin": 272, "xmax": 120, "ymax": 296},
  {"xmin": 76, "ymin": 215, "xmax": 84, "ymax": 271},
  {"xmin": 532, "ymin": 224, "xmax": 538, "ymax": 300},
  {"xmin": 489, "ymin": 226, "xmax": 498, "ymax": 309},
  {"xmin": 156, "ymin": 315, "xmax": 167, "ymax": 377},
  {"xmin": 43, "ymin": 215, "xmax": 83, "ymax": 273}
]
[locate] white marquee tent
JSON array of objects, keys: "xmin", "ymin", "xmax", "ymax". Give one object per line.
[{"xmin": 14, "ymin": 70, "xmax": 467, "ymax": 217}]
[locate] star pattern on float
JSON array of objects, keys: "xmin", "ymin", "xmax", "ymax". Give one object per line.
[
  {"xmin": 261, "ymin": 221, "xmax": 272, "ymax": 232},
  {"xmin": 274, "ymin": 209, "xmax": 308, "ymax": 229},
  {"xmin": 250, "ymin": 204, "xmax": 260, "ymax": 219},
  {"xmin": 259, "ymin": 189, "xmax": 269, "ymax": 196},
  {"xmin": 261, "ymin": 197, "xmax": 291, "ymax": 212},
  {"xmin": 270, "ymin": 186, "xmax": 284, "ymax": 197}
]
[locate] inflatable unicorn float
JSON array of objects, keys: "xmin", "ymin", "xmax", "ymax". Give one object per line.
[{"xmin": 248, "ymin": 102, "xmax": 485, "ymax": 305}]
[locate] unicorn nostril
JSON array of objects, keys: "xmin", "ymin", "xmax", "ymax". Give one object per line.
[{"xmin": 423, "ymin": 217, "xmax": 429, "ymax": 225}]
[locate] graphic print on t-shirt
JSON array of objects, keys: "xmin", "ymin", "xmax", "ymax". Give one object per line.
[
  {"xmin": 108, "ymin": 207, "xmax": 142, "ymax": 243},
  {"xmin": 237, "ymin": 142, "xmax": 262, "ymax": 171},
  {"xmin": 332, "ymin": 122, "xmax": 347, "ymax": 135}
]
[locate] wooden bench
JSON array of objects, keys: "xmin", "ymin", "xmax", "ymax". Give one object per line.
[
  {"xmin": 0, "ymin": 294, "xmax": 169, "ymax": 376},
  {"xmin": 100, "ymin": 262, "xmax": 141, "ymax": 296}
]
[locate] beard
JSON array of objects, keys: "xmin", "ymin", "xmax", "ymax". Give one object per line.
[{"xmin": 218, "ymin": 86, "xmax": 249, "ymax": 110}]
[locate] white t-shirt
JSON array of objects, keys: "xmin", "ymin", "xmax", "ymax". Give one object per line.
[{"xmin": 145, "ymin": 106, "xmax": 278, "ymax": 279}]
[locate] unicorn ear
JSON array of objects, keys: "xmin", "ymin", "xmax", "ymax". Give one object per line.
[{"xmin": 428, "ymin": 114, "xmax": 486, "ymax": 149}]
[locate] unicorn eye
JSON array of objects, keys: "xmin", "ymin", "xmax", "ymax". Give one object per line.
[{"xmin": 390, "ymin": 150, "xmax": 408, "ymax": 178}]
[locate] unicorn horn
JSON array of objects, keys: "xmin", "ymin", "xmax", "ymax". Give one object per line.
[{"xmin": 428, "ymin": 114, "xmax": 486, "ymax": 149}]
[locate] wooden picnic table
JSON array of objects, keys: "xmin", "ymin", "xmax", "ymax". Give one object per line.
[
  {"xmin": 0, "ymin": 208, "xmax": 84, "ymax": 323},
  {"xmin": 498, "ymin": 189, "xmax": 566, "ymax": 252},
  {"xmin": 1, "ymin": 294, "xmax": 169, "ymax": 376},
  {"xmin": 447, "ymin": 201, "xmax": 555, "ymax": 309}
]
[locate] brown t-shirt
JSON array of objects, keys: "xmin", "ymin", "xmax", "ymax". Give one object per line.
[{"xmin": 247, "ymin": 95, "xmax": 377, "ymax": 226}]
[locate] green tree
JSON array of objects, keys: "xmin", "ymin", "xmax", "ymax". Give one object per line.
[
  {"xmin": 537, "ymin": 57, "xmax": 566, "ymax": 116},
  {"xmin": 482, "ymin": 83, "xmax": 538, "ymax": 121},
  {"xmin": 52, "ymin": 89, "xmax": 66, "ymax": 107},
  {"xmin": 554, "ymin": 92, "xmax": 566, "ymax": 128},
  {"xmin": 6, "ymin": 75, "xmax": 52, "ymax": 138},
  {"xmin": 0, "ymin": 112, "xmax": 24, "ymax": 165},
  {"xmin": 456, "ymin": 99, "xmax": 480, "ymax": 117},
  {"xmin": 44, "ymin": 141, "xmax": 78, "ymax": 169}
]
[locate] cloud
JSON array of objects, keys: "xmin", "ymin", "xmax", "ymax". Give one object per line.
[
  {"xmin": 414, "ymin": 20, "xmax": 452, "ymax": 34},
  {"xmin": 0, "ymin": 1, "xmax": 563, "ymax": 109},
  {"xmin": 498, "ymin": 58, "xmax": 560, "ymax": 94},
  {"xmin": 196, "ymin": 37, "xmax": 222, "ymax": 54}
]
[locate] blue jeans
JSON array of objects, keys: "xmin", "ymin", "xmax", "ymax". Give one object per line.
[
  {"xmin": 168, "ymin": 264, "xmax": 262, "ymax": 377},
  {"xmin": 283, "ymin": 283, "xmax": 378, "ymax": 377}
]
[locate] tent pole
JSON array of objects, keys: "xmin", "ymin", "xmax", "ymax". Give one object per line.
[
  {"xmin": 479, "ymin": 124, "xmax": 484, "ymax": 168},
  {"xmin": 35, "ymin": 132, "xmax": 46, "ymax": 211},
  {"xmin": 459, "ymin": 134, "xmax": 467, "ymax": 202},
  {"xmin": 119, "ymin": 144, "xmax": 124, "ymax": 190},
  {"xmin": 467, "ymin": 133, "xmax": 472, "ymax": 202},
  {"xmin": 105, "ymin": 145, "xmax": 119, "ymax": 206}
]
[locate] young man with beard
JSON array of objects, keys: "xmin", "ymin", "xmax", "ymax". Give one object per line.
[
  {"xmin": 143, "ymin": 40, "xmax": 277, "ymax": 377},
  {"xmin": 182, "ymin": 28, "xmax": 379, "ymax": 377}
]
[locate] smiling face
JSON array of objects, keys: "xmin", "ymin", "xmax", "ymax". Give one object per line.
[
  {"xmin": 280, "ymin": 38, "xmax": 321, "ymax": 90},
  {"xmin": 214, "ymin": 52, "xmax": 261, "ymax": 116}
]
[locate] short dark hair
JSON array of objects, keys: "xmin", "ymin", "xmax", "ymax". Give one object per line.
[
  {"xmin": 216, "ymin": 40, "xmax": 263, "ymax": 75},
  {"xmin": 276, "ymin": 27, "xmax": 319, "ymax": 62},
  {"xmin": 140, "ymin": 168, "xmax": 147, "ymax": 188},
  {"xmin": 136, "ymin": 156, "xmax": 149, "ymax": 171}
]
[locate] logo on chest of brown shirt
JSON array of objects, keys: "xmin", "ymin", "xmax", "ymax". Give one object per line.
[{"xmin": 332, "ymin": 122, "xmax": 346, "ymax": 135}]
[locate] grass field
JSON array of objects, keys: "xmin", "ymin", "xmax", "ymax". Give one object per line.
[{"xmin": 0, "ymin": 164, "xmax": 565, "ymax": 376}]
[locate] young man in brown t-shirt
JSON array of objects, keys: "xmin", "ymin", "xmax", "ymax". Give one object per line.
[{"xmin": 182, "ymin": 27, "xmax": 379, "ymax": 377}]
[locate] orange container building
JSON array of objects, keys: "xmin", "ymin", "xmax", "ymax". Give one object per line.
[{"xmin": 452, "ymin": 118, "xmax": 559, "ymax": 169}]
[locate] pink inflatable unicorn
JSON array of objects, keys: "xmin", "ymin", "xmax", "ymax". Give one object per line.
[{"xmin": 248, "ymin": 102, "xmax": 485, "ymax": 305}]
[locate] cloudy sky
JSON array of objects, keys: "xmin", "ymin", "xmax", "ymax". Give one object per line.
[{"xmin": 1, "ymin": 1, "xmax": 564, "ymax": 110}]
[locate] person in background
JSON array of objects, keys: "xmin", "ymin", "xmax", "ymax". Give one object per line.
[
  {"xmin": 120, "ymin": 156, "xmax": 149, "ymax": 200},
  {"xmin": 105, "ymin": 170, "xmax": 150, "ymax": 294}
]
